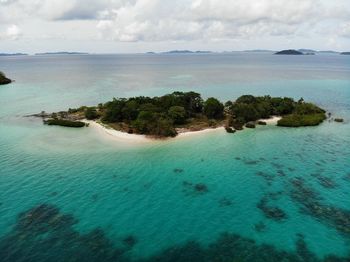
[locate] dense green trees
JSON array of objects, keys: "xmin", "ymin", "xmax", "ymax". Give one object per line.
[
  {"xmin": 229, "ymin": 95, "xmax": 296, "ymax": 123},
  {"xmin": 55, "ymin": 92, "xmax": 326, "ymax": 136},
  {"xmin": 91, "ymin": 92, "xmax": 210, "ymax": 137},
  {"xmin": 230, "ymin": 103, "xmax": 259, "ymax": 122},
  {"xmin": 168, "ymin": 106, "xmax": 186, "ymax": 124},
  {"xmin": 133, "ymin": 112, "xmax": 176, "ymax": 137},
  {"xmin": 276, "ymin": 99, "xmax": 325, "ymax": 127},
  {"xmin": 227, "ymin": 95, "xmax": 325, "ymax": 129},
  {"xmin": 122, "ymin": 100, "xmax": 139, "ymax": 121},
  {"xmin": 294, "ymin": 102, "xmax": 324, "ymax": 115},
  {"xmin": 0, "ymin": 71, "xmax": 12, "ymax": 85},
  {"xmin": 204, "ymin": 98, "xmax": 224, "ymax": 119},
  {"xmin": 44, "ymin": 119, "xmax": 86, "ymax": 128},
  {"xmin": 85, "ymin": 107, "xmax": 98, "ymax": 120},
  {"xmin": 103, "ymin": 99, "xmax": 126, "ymax": 122},
  {"xmin": 277, "ymin": 114, "xmax": 326, "ymax": 127}
]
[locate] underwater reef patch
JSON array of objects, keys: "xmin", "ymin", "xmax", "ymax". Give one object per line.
[
  {"xmin": 91, "ymin": 193, "xmax": 99, "ymax": 201},
  {"xmin": 218, "ymin": 198, "xmax": 233, "ymax": 207},
  {"xmin": 0, "ymin": 204, "xmax": 349, "ymax": 262},
  {"xmin": 257, "ymin": 197, "xmax": 288, "ymax": 222},
  {"xmin": 256, "ymin": 171, "xmax": 275, "ymax": 185},
  {"xmin": 267, "ymin": 191, "xmax": 284, "ymax": 200},
  {"xmin": 122, "ymin": 235, "xmax": 138, "ymax": 248},
  {"xmin": 276, "ymin": 170, "xmax": 286, "ymax": 177},
  {"xmin": 343, "ymin": 173, "xmax": 350, "ymax": 182},
  {"xmin": 290, "ymin": 178, "xmax": 350, "ymax": 235},
  {"xmin": 243, "ymin": 159, "xmax": 260, "ymax": 165},
  {"xmin": 182, "ymin": 181, "xmax": 209, "ymax": 195},
  {"xmin": 173, "ymin": 168, "xmax": 184, "ymax": 174},
  {"xmin": 254, "ymin": 221, "xmax": 267, "ymax": 233},
  {"xmin": 49, "ymin": 191, "xmax": 58, "ymax": 197},
  {"xmin": 0, "ymin": 204, "xmax": 129, "ymax": 262},
  {"xmin": 312, "ymin": 173, "xmax": 337, "ymax": 189},
  {"xmin": 140, "ymin": 232, "xmax": 349, "ymax": 262},
  {"xmin": 271, "ymin": 162, "xmax": 284, "ymax": 169}
]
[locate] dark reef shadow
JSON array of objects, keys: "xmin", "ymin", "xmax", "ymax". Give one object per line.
[
  {"xmin": 0, "ymin": 204, "xmax": 349, "ymax": 262},
  {"xmin": 182, "ymin": 181, "xmax": 209, "ymax": 196},
  {"xmin": 257, "ymin": 197, "xmax": 287, "ymax": 222},
  {"xmin": 289, "ymin": 177, "xmax": 350, "ymax": 236}
]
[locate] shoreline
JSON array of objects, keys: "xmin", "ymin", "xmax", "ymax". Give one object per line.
[
  {"xmin": 83, "ymin": 120, "xmax": 152, "ymax": 144},
  {"xmin": 259, "ymin": 116, "xmax": 282, "ymax": 125},
  {"xmin": 83, "ymin": 116, "xmax": 281, "ymax": 144},
  {"xmin": 176, "ymin": 126, "xmax": 225, "ymax": 138}
]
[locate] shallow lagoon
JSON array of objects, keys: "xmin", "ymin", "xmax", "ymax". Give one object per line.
[{"xmin": 0, "ymin": 53, "xmax": 350, "ymax": 261}]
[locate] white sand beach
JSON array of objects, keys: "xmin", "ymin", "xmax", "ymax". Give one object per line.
[
  {"xmin": 83, "ymin": 120, "xmax": 153, "ymax": 144},
  {"xmin": 259, "ymin": 116, "xmax": 282, "ymax": 125},
  {"xmin": 84, "ymin": 119, "xmax": 225, "ymax": 143},
  {"xmin": 84, "ymin": 116, "xmax": 280, "ymax": 144},
  {"xmin": 176, "ymin": 127, "xmax": 225, "ymax": 138}
]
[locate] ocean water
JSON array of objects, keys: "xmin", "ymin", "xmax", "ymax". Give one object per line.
[{"xmin": 0, "ymin": 53, "xmax": 350, "ymax": 261}]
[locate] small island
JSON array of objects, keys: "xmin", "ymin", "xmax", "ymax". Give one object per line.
[
  {"xmin": 39, "ymin": 92, "xmax": 326, "ymax": 139},
  {"xmin": 275, "ymin": 50, "xmax": 303, "ymax": 55},
  {"xmin": 0, "ymin": 71, "xmax": 12, "ymax": 85},
  {"xmin": 35, "ymin": 52, "xmax": 89, "ymax": 56},
  {"xmin": 340, "ymin": 52, "xmax": 350, "ymax": 55},
  {"xmin": 163, "ymin": 50, "xmax": 212, "ymax": 54},
  {"xmin": 0, "ymin": 53, "xmax": 28, "ymax": 57}
]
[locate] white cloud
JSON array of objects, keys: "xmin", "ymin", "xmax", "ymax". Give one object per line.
[
  {"xmin": 0, "ymin": 0, "xmax": 114, "ymax": 22},
  {"xmin": 339, "ymin": 22, "xmax": 350, "ymax": 38},
  {"xmin": 0, "ymin": 0, "xmax": 350, "ymax": 52},
  {"xmin": 0, "ymin": 24, "xmax": 21, "ymax": 40},
  {"xmin": 91, "ymin": 0, "xmax": 350, "ymax": 42}
]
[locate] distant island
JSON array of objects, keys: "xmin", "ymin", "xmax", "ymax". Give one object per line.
[
  {"xmin": 275, "ymin": 50, "xmax": 303, "ymax": 55},
  {"xmin": 243, "ymin": 50, "xmax": 275, "ymax": 53},
  {"xmin": 317, "ymin": 50, "xmax": 339, "ymax": 54},
  {"xmin": 0, "ymin": 53, "xmax": 28, "ymax": 57},
  {"xmin": 3, "ymin": 50, "xmax": 345, "ymax": 57},
  {"xmin": 35, "ymin": 52, "xmax": 89, "ymax": 56},
  {"xmin": 163, "ymin": 50, "xmax": 212, "ymax": 54},
  {"xmin": 37, "ymin": 92, "xmax": 327, "ymax": 138},
  {"xmin": 297, "ymin": 49, "xmax": 316, "ymax": 53},
  {"xmin": 0, "ymin": 71, "xmax": 12, "ymax": 85}
]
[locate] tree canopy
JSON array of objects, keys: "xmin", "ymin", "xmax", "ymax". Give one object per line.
[
  {"xmin": 228, "ymin": 95, "xmax": 325, "ymax": 129},
  {"xmin": 0, "ymin": 71, "xmax": 12, "ymax": 85},
  {"xmin": 204, "ymin": 98, "xmax": 224, "ymax": 119},
  {"xmin": 53, "ymin": 92, "xmax": 326, "ymax": 136}
]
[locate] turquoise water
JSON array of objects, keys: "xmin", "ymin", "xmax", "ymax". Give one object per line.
[{"xmin": 0, "ymin": 53, "xmax": 350, "ymax": 261}]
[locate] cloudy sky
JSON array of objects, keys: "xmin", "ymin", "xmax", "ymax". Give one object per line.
[{"xmin": 1, "ymin": 0, "xmax": 350, "ymax": 53}]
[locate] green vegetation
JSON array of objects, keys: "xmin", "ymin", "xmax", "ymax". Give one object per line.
[
  {"xmin": 84, "ymin": 107, "xmax": 98, "ymax": 120},
  {"xmin": 168, "ymin": 106, "xmax": 186, "ymax": 124},
  {"xmin": 204, "ymin": 97, "xmax": 224, "ymax": 119},
  {"xmin": 46, "ymin": 92, "xmax": 326, "ymax": 137},
  {"xmin": 65, "ymin": 91, "xmax": 221, "ymax": 137},
  {"xmin": 44, "ymin": 119, "xmax": 86, "ymax": 128},
  {"xmin": 225, "ymin": 126, "xmax": 236, "ymax": 133},
  {"xmin": 275, "ymin": 49, "xmax": 303, "ymax": 55},
  {"xmin": 277, "ymin": 101, "xmax": 326, "ymax": 127},
  {"xmin": 245, "ymin": 122, "xmax": 256, "ymax": 128},
  {"xmin": 277, "ymin": 114, "xmax": 326, "ymax": 127},
  {"xmin": 227, "ymin": 95, "xmax": 326, "ymax": 129},
  {"xmin": 0, "ymin": 71, "xmax": 12, "ymax": 85}
]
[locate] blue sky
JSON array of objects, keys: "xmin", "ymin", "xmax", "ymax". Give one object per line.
[{"xmin": 0, "ymin": 0, "xmax": 349, "ymax": 53}]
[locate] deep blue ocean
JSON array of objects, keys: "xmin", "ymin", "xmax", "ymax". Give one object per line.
[{"xmin": 0, "ymin": 53, "xmax": 349, "ymax": 261}]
